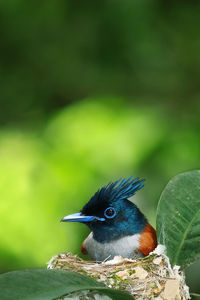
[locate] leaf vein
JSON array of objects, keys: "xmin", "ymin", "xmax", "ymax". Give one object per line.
[{"xmin": 173, "ymin": 209, "xmax": 200, "ymax": 266}]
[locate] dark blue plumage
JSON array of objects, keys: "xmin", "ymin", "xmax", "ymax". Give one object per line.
[{"xmin": 61, "ymin": 177, "xmax": 157, "ymax": 261}]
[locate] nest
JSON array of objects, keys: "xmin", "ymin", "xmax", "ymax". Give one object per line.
[{"xmin": 47, "ymin": 245, "xmax": 190, "ymax": 300}]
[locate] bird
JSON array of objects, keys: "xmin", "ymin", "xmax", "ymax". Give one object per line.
[{"xmin": 61, "ymin": 177, "xmax": 157, "ymax": 262}]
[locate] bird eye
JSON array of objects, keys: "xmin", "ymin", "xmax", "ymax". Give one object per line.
[{"xmin": 104, "ymin": 207, "xmax": 116, "ymax": 219}]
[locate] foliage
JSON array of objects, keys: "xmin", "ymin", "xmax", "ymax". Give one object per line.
[
  {"xmin": 0, "ymin": 269, "xmax": 132, "ymax": 300},
  {"xmin": 157, "ymin": 170, "xmax": 200, "ymax": 269},
  {"xmin": 0, "ymin": 1, "xmax": 200, "ymax": 124}
]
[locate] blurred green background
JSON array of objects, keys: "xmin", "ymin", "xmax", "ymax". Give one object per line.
[{"xmin": 0, "ymin": 0, "xmax": 200, "ymax": 296}]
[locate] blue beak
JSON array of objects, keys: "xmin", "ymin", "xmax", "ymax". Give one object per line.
[{"xmin": 61, "ymin": 212, "xmax": 105, "ymax": 223}]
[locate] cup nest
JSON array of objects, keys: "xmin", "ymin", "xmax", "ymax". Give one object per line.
[{"xmin": 47, "ymin": 245, "xmax": 190, "ymax": 300}]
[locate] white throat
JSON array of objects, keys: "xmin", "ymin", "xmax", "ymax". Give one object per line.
[{"xmin": 84, "ymin": 232, "xmax": 143, "ymax": 262}]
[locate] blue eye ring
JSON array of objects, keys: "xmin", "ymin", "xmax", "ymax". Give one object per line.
[{"xmin": 104, "ymin": 207, "xmax": 116, "ymax": 219}]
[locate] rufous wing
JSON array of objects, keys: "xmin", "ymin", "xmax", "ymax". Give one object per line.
[{"xmin": 139, "ymin": 223, "xmax": 157, "ymax": 256}]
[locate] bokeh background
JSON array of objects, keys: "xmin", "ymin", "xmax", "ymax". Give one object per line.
[{"xmin": 0, "ymin": 0, "xmax": 200, "ymax": 296}]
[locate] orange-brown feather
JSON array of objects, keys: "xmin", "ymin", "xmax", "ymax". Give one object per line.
[
  {"xmin": 81, "ymin": 238, "xmax": 88, "ymax": 255},
  {"xmin": 139, "ymin": 223, "xmax": 157, "ymax": 256}
]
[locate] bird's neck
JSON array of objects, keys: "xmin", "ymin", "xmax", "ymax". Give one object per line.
[{"xmin": 91, "ymin": 213, "xmax": 147, "ymax": 243}]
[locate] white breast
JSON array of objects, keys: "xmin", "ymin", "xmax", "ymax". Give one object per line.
[{"xmin": 84, "ymin": 232, "xmax": 143, "ymax": 262}]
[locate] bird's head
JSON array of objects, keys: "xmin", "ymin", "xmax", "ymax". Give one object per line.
[{"xmin": 61, "ymin": 177, "xmax": 147, "ymax": 242}]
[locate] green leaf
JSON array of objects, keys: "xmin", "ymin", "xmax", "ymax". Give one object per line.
[
  {"xmin": 0, "ymin": 269, "xmax": 133, "ymax": 300},
  {"xmin": 156, "ymin": 170, "xmax": 200, "ymax": 268}
]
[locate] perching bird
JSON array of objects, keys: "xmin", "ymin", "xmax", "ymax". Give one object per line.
[{"xmin": 61, "ymin": 177, "xmax": 157, "ymax": 262}]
